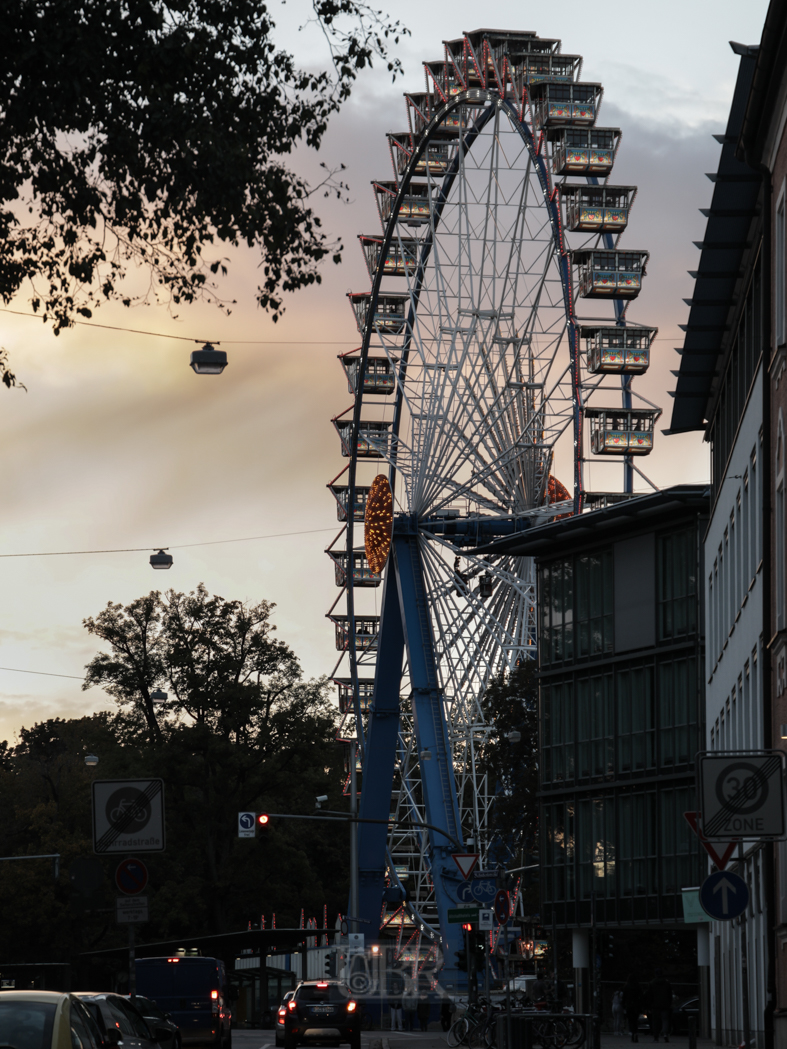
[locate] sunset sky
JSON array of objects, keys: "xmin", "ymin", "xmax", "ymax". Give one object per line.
[{"xmin": 0, "ymin": 0, "xmax": 769, "ymax": 743}]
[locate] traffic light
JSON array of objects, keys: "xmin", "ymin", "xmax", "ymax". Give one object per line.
[
  {"xmin": 455, "ymin": 948, "xmax": 468, "ymax": 972},
  {"xmin": 474, "ymin": 932, "xmax": 486, "ymax": 959},
  {"xmin": 257, "ymin": 814, "xmax": 270, "ymax": 828},
  {"xmin": 325, "ymin": 950, "xmax": 337, "ymax": 977}
]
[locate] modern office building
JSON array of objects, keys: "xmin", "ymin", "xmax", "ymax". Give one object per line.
[{"xmin": 476, "ymin": 486, "xmax": 709, "ymax": 1015}]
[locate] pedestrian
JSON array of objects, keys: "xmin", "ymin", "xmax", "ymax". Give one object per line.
[
  {"xmin": 647, "ymin": 969, "xmax": 673, "ymax": 1043},
  {"xmin": 416, "ymin": 993, "xmax": 430, "ymax": 1032},
  {"xmin": 612, "ymin": 989, "xmax": 624, "ymax": 1036},
  {"xmin": 402, "ymin": 985, "xmax": 417, "ymax": 1032},
  {"xmin": 440, "ymin": 999, "xmax": 454, "ymax": 1032},
  {"xmin": 389, "ymin": 996, "xmax": 403, "ymax": 1032},
  {"xmin": 621, "ymin": 974, "xmax": 643, "ymax": 1043}
]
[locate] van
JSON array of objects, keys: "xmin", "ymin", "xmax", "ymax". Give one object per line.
[{"xmin": 135, "ymin": 957, "xmax": 230, "ymax": 1049}]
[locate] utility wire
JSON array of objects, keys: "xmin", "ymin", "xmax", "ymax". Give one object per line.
[
  {"xmin": 0, "ymin": 526, "xmax": 336, "ymax": 559},
  {"xmin": 0, "ymin": 307, "xmax": 356, "ymax": 345},
  {"xmin": 0, "ymin": 666, "xmax": 83, "ymax": 680}
]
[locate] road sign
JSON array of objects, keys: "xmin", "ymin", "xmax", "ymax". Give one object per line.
[
  {"xmin": 447, "ymin": 905, "xmax": 480, "ymax": 924},
  {"xmin": 699, "ymin": 870, "xmax": 749, "ymax": 921},
  {"xmin": 683, "ymin": 812, "xmax": 738, "ymax": 870},
  {"xmin": 115, "ymin": 857, "xmax": 148, "ymax": 896},
  {"xmin": 92, "ymin": 779, "xmax": 165, "ymax": 854},
  {"xmin": 452, "ymin": 853, "xmax": 480, "ymax": 880},
  {"xmin": 698, "ymin": 751, "xmax": 786, "ymax": 840},
  {"xmin": 478, "ymin": 908, "xmax": 494, "ymax": 931},
  {"xmin": 494, "ymin": 889, "xmax": 510, "ymax": 925},
  {"xmin": 457, "ymin": 876, "xmax": 496, "ymax": 905},
  {"xmin": 347, "ymin": 933, "xmax": 365, "ymax": 955},
  {"xmin": 116, "ymin": 895, "xmax": 149, "ymax": 924},
  {"xmin": 238, "ymin": 812, "xmax": 256, "ymax": 838}
]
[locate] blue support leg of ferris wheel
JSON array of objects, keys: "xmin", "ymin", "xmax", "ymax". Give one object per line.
[
  {"xmin": 356, "ymin": 566, "xmax": 405, "ymax": 936},
  {"xmin": 393, "ymin": 533, "xmax": 466, "ymax": 986}
]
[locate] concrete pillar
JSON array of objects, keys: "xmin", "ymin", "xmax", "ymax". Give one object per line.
[
  {"xmin": 697, "ymin": 925, "xmax": 711, "ymax": 1039},
  {"xmin": 573, "ymin": 930, "xmax": 590, "ymax": 1015}
]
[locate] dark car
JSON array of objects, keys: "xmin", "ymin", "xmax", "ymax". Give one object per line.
[
  {"xmin": 127, "ymin": 997, "xmax": 181, "ymax": 1049},
  {"xmin": 282, "ymin": 981, "xmax": 360, "ymax": 1049},
  {"xmin": 75, "ymin": 992, "xmax": 172, "ymax": 1049},
  {"xmin": 276, "ymin": 992, "xmax": 295, "ymax": 1048},
  {"xmin": 135, "ymin": 956, "xmax": 230, "ymax": 1049},
  {"xmin": 669, "ymin": 997, "xmax": 700, "ymax": 1035}
]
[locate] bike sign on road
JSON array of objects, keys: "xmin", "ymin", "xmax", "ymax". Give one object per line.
[
  {"xmin": 92, "ymin": 779, "xmax": 165, "ymax": 854},
  {"xmin": 699, "ymin": 870, "xmax": 749, "ymax": 921},
  {"xmin": 115, "ymin": 857, "xmax": 148, "ymax": 895},
  {"xmin": 698, "ymin": 751, "xmax": 785, "ymax": 840}
]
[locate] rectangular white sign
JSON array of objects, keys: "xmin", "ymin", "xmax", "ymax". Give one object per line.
[
  {"xmin": 92, "ymin": 779, "xmax": 165, "ymax": 854},
  {"xmin": 117, "ymin": 895, "xmax": 149, "ymax": 924}
]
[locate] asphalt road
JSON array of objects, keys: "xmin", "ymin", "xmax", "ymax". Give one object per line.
[{"xmin": 231, "ymin": 1029, "xmax": 714, "ymax": 1049}]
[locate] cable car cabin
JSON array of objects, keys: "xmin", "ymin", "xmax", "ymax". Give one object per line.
[
  {"xmin": 585, "ymin": 408, "xmax": 660, "ymax": 456},
  {"xmin": 327, "ymin": 549, "xmax": 382, "ymax": 588},
  {"xmin": 550, "ymin": 127, "xmax": 620, "ymax": 176},
  {"xmin": 580, "ymin": 325, "xmax": 657, "ymax": 375},
  {"xmin": 573, "ymin": 249, "xmax": 649, "ymax": 299},
  {"xmin": 561, "ymin": 185, "xmax": 635, "ymax": 233},
  {"xmin": 406, "ymin": 93, "xmax": 476, "ymax": 138},
  {"xmin": 328, "ymin": 482, "xmax": 371, "ymax": 522},
  {"xmin": 513, "ymin": 53, "xmax": 582, "ymax": 89},
  {"xmin": 374, "ymin": 181, "xmax": 432, "ymax": 226},
  {"xmin": 478, "ymin": 573, "xmax": 494, "ymax": 599},
  {"xmin": 359, "ymin": 235, "xmax": 419, "ymax": 279},
  {"xmin": 334, "ymin": 679, "xmax": 375, "ymax": 714},
  {"xmin": 330, "ymin": 615, "xmax": 380, "ymax": 653},
  {"xmin": 339, "ymin": 352, "xmax": 397, "ymax": 396},
  {"xmin": 348, "ymin": 292, "xmax": 410, "ymax": 334},
  {"xmin": 529, "ymin": 81, "xmax": 602, "ymax": 129},
  {"xmin": 333, "ymin": 416, "xmax": 392, "ymax": 459}
]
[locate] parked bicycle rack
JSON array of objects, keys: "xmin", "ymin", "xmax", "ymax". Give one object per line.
[{"xmin": 496, "ymin": 1012, "xmax": 591, "ymax": 1049}]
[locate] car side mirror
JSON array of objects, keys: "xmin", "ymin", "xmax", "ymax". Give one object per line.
[
  {"xmin": 154, "ymin": 1027, "xmax": 174, "ymax": 1043},
  {"xmin": 164, "ymin": 1015, "xmax": 172, "ymax": 1022},
  {"xmin": 104, "ymin": 1031, "xmax": 123, "ymax": 1047}
]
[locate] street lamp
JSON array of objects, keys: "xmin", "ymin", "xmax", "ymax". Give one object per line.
[
  {"xmin": 150, "ymin": 550, "xmax": 173, "ymax": 570},
  {"xmin": 190, "ymin": 343, "xmax": 228, "ymax": 375},
  {"xmin": 84, "ymin": 753, "xmax": 99, "ymax": 768}
]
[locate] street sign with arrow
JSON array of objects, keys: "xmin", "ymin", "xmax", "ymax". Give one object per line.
[{"xmin": 699, "ymin": 869, "xmax": 749, "ymax": 921}]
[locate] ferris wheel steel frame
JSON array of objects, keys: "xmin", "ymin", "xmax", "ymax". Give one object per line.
[{"xmin": 328, "ymin": 30, "xmax": 659, "ymax": 978}]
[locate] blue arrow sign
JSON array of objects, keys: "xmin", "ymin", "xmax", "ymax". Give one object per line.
[
  {"xmin": 457, "ymin": 877, "xmax": 497, "ymax": 905},
  {"xmin": 699, "ymin": 870, "xmax": 749, "ymax": 921}
]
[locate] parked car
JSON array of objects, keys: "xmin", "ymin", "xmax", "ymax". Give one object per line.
[
  {"xmin": 669, "ymin": 997, "xmax": 700, "ymax": 1035},
  {"xmin": 75, "ymin": 992, "xmax": 172, "ymax": 1049},
  {"xmin": 127, "ymin": 996, "xmax": 181, "ymax": 1049},
  {"xmin": 281, "ymin": 981, "xmax": 360, "ymax": 1049},
  {"xmin": 0, "ymin": 990, "xmax": 106, "ymax": 1049}
]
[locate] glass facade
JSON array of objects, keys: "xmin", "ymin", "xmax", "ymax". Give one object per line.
[{"xmin": 539, "ymin": 519, "xmax": 705, "ymax": 928}]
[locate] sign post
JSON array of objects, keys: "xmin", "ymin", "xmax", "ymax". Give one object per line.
[
  {"xmin": 697, "ymin": 751, "xmax": 786, "ymax": 839},
  {"xmin": 92, "ymin": 780, "xmax": 165, "ymax": 854}
]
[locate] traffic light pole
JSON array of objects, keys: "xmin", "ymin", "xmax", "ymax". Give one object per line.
[{"xmin": 350, "ymin": 741, "xmax": 359, "ymax": 935}]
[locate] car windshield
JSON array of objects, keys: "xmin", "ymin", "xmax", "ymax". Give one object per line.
[
  {"xmin": 0, "ymin": 1000, "xmax": 57, "ymax": 1049},
  {"xmin": 297, "ymin": 985, "xmax": 348, "ymax": 1003}
]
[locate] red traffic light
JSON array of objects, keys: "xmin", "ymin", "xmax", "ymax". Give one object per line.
[
  {"xmin": 461, "ymin": 923, "xmax": 473, "ymax": 931},
  {"xmin": 257, "ymin": 814, "xmax": 270, "ymax": 826}
]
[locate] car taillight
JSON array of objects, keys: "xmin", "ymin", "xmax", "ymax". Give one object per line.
[
  {"xmin": 287, "ymin": 1001, "xmax": 297, "ymax": 1012},
  {"xmin": 211, "ymin": 991, "xmax": 219, "ymax": 1000},
  {"xmin": 316, "ymin": 982, "xmax": 329, "ymax": 989},
  {"xmin": 347, "ymin": 1002, "xmax": 357, "ymax": 1013}
]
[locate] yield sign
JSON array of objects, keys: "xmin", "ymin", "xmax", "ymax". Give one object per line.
[
  {"xmin": 452, "ymin": 853, "xmax": 480, "ymax": 880},
  {"xmin": 683, "ymin": 811, "xmax": 738, "ymax": 871}
]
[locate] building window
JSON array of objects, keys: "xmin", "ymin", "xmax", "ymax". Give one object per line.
[
  {"xmin": 543, "ymin": 801, "xmax": 574, "ymax": 903},
  {"xmin": 577, "ymin": 674, "xmax": 614, "ymax": 778},
  {"xmin": 777, "ymin": 415, "xmax": 785, "ymax": 632},
  {"xmin": 616, "ymin": 664, "xmax": 655, "ymax": 773},
  {"xmin": 658, "ymin": 656, "xmax": 697, "ymax": 768},
  {"xmin": 542, "ymin": 680, "xmax": 574, "ymax": 784},
  {"xmin": 618, "ymin": 792, "xmax": 657, "ymax": 896},
  {"xmin": 578, "ymin": 797, "xmax": 616, "ymax": 898},
  {"xmin": 576, "ymin": 551, "xmax": 613, "ymax": 657},
  {"xmin": 660, "ymin": 786, "xmax": 696, "ymax": 894},
  {"xmin": 657, "ymin": 527, "xmax": 697, "ymax": 640},
  {"xmin": 540, "ymin": 558, "xmax": 573, "ymax": 665}
]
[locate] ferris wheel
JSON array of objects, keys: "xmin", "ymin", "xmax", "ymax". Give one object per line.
[{"xmin": 325, "ymin": 28, "xmax": 659, "ymax": 977}]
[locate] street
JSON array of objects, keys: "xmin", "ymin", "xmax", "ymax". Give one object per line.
[{"xmin": 231, "ymin": 1029, "xmax": 717, "ymax": 1049}]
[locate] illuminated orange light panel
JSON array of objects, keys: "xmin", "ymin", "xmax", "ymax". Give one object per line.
[{"xmin": 364, "ymin": 474, "xmax": 394, "ymax": 574}]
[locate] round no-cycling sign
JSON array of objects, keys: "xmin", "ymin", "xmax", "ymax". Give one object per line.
[{"xmin": 115, "ymin": 857, "xmax": 149, "ymax": 896}]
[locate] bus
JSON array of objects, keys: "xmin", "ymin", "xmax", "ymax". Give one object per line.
[{"xmin": 135, "ymin": 956, "xmax": 231, "ymax": 1049}]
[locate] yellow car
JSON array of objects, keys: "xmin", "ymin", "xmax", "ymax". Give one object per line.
[{"xmin": 0, "ymin": 990, "xmax": 105, "ymax": 1049}]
